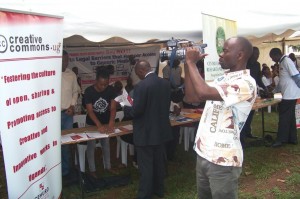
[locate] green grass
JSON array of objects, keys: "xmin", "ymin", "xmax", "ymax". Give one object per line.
[{"xmin": 1, "ymin": 107, "xmax": 300, "ymax": 199}]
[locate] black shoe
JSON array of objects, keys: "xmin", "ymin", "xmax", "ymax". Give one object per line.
[
  {"xmin": 288, "ymin": 141, "xmax": 298, "ymax": 145},
  {"xmin": 154, "ymin": 192, "xmax": 164, "ymax": 198},
  {"xmin": 62, "ymin": 172, "xmax": 78, "ymax": 186},
  {"xmin": 272, "ymin": 141, "xmax": 282, "ymax": 148},
  {"xmin": 246, "ymin": 134, "xmax": 259, "ymax": 139}
]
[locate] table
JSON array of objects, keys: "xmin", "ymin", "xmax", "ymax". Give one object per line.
[
  {"xmin": 252, "ymin": 98, "xmax": 281, "ymax": 138},
  {"xmin": 62, "ymin": 99, "xmax": 281, "ymax": 144},
  {"xmin": 61, "ymin": 109, "xmax": 202, "ymax": 145}
]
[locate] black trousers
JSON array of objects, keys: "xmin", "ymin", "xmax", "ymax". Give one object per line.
[
  {"xmin": 136, "ymin": 144, "xmax": 166, "ymax": 199},
  {"xmin": 277, "ymin": 99, "xmax": 298, "ymax": 143},
  {"xmin": 240, "ymin": 110, "xmax": 255, "ymax": 146},
  {"xmin": 165, "ymin": 126, "xmax": 180, "ymax": 161}
]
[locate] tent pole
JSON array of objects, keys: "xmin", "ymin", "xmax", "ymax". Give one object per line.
[{"xmin": 282, "ymin": 37, "xmax": 286, "ymax": 54}]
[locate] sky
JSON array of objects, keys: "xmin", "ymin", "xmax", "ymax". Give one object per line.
[{"xmin": 1, "ymin": 0, "xmax": 300, "ymax": 42}]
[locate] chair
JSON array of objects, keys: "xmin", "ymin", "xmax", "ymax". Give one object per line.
[
  {"xmin": 115, "ymin": 111, "xmax": 134, "ymax": 166},
  {"xmin": 179, "ymin": 124, "xmax": 196, "ymax": 151},
  {"xmin": 73, "ymin": 114, "xmax": 88, "ymax": 172}
]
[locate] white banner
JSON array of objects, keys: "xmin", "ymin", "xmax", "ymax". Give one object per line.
[
  {"xmin": 202, "ymin": 13, "xmax": 237, "ymax": 81},
  {"xmin": 0, "ymin": 9, "xmax": 63, "ymax": 198},
  {"xmin": 65, "ymin": 45, "xmax": 160, "ymax": 91}
]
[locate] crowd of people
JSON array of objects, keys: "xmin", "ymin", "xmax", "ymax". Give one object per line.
[{"xmin": 61, "ymin": 37, "xmax": 299, "ymax": 198}]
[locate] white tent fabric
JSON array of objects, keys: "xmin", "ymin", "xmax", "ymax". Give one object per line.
[{"xmin": 1, "ymin": 0, "xmax": 300, "ymax": 43}]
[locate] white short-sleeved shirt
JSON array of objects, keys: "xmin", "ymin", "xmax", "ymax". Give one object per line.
[
  {"xmin": 273, "ymin": 76, "xmax": 279, "ymax": 87},
  {"xmin": 262, "ymin": 76, "xmax": 272, "ymax": 87},
  {"xmin": 277, "ymin": 56, "xmax": 300, "ymax": 99},
  {"xmin": 194, "ymin": 69, "xmax": 257, "ymax": 167}
]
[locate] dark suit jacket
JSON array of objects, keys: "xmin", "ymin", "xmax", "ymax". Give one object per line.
[
  {"xmin": 247, "ymin": 60, "xmax": 266, "ymax": 90},
  {"xmin": 124, "ymin": 72, "xmax": 173, "ymax": 146}
]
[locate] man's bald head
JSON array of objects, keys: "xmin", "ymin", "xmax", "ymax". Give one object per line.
[
  {"xmin": 220, "ymin": 37, "xmax": 253, "ymax": 71},
  {"xmin": 135, "ymin": 60, "xmax": 152, "ymax": 80},
  {"xmin": 235, "ymin": 37, "xmax": 253, "ymax": 61}
]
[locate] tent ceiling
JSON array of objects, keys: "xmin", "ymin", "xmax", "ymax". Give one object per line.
[
  {"xmin": 247, "ymin": 29, "xmax": 300, "ymax": 46},
  {"xmin": 2, "ymin": 0, "xmax": 300, "ymax": 44}
]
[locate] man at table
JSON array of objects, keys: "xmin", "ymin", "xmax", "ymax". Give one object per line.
[
  {"xmin": 61, "ymin": 50, "xmax": 80, "ymax": 180},
  {"xmin": 123, "ymin": 60, "xmax": 172, "ymax": 199},
  {"xmin": 184, "ymin": 37, "xmax": 257, "ymax": 199},
  {"xmin": 269, "ymin": 48, "xmax": 300, "ymax": 147}
]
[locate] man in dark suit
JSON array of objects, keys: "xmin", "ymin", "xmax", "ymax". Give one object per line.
[
  {"xmin": 124, "ymin": 60, "xmax": 173, "ymax": 199},
  {"xmin": 240, "ymin": 46, "xmax": 267, "ymax": 148}
]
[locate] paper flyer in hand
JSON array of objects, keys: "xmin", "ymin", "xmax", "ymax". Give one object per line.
[{"xmin": 114, "ymin": 89, "xmax": 133, "ymax": 107}]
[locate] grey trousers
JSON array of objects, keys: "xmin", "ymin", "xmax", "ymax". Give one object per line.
[
  {"xmin": 196, "ymin": 155, "xmax": 242, "ymax": 199},
  {"xmin": 84, "ymin": 124, "xmax": 111, "ymax": 172}
]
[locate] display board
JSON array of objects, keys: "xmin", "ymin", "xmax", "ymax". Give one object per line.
[{"xmin": 0, "ymin": 9, "xmax": 63, "ymax": 198}]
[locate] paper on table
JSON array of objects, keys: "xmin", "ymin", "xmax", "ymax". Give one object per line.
[
  {"xmin": 85, "ymin": 128, "xmax": 122, "ymax": 138},
  {"xmin": 176, "ymin": 117, "xmax": 193, "ymax": 123},
  {"xmin": 61, "ymin": 135, "xmax": 73, "ymax": 144},
  {"xmin": 183, "ymin": 113, "xmax": 201, "ymax": 119},
  {"xmin": 61, "ymin": 133, "xmax": 89, "ymax": 144},
  {"xmin": 70, "ymin": 133, "xmax": 89, "ymax": 141},
  {"xmin": 169, "ymin": 114, "xmax": 185, "ymax": 120},
  {"xmin": 113, "ymin": 128, "xmax": 122, "ymax": 133},
  {"xmin": 85, "ymin": 131, "xmax": 109, "ymax": 138},
  {"xmin": 121, "ymin": 124, "xmax": 133, "ymax": 131},
  {"xmin": 114, "ymin": 89, "xmax": 133, "ymax": 107}
]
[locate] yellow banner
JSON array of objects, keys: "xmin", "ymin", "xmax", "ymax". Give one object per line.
[{"xmin": 202, "ymin": 13, "xmax": 237, "ymax": 81}]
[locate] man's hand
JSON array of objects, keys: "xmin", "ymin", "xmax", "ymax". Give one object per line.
[
  {"xmin": 185, "ymin": 47, "xmax": 208, "ymax": 64},
  {"xmin": 106, "ymin": 123, "xmax": 115, "ymax": 134},
  {"xmin": 65, "ymin": 105, "xmax": 75, "ymax": 116},
  {"xmin": 97, "ymin": 125, "xmax": 106, "ymax": 134},
  {"xmin": 173, "ymin": 105, "xmax": 181, "ymax": 116}
]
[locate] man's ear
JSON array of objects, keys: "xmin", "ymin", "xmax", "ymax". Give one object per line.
[{"xmin": 237, "ymin": 50, "xmax": 244, "ymax": 61}]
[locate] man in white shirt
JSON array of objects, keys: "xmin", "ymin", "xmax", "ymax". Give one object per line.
[
  {"xmin": 184, "ymin": 37, "xmax": 257, "ymax": 199},
  {"xmin": 269, "ymin": 48, "xmax": 300, "ymax": 147},
  {"xmin": 128, "ymin": 55, "xmax": 140, "ymax": 86},
  {"xmin": 61, "ymin": 50, "xmax": 79, "ymax": 179}
]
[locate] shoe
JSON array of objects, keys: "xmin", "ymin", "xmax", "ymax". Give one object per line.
[
  {"xmin": 246, "ymin": 134, "xmax": 259, "ymax": 139},
  {"xmin": 154, "ymin": 192, "xmax": 164, "ymax": 198},
  {"xmin": 288, "ymin": 141, "xmax": 298, "ymax": 145},
  {"xmin": 89, "ymin": 171, "xmax": 98, "ymax": 179},
  {"xmin": 62, "ymin": 172, "xmax": 78, "ymax": 186},
  {"xmin": 132, "ymin": 161, "xmax": 138, "ymax": 169},
  {"xmin": 272, "ymin": 141, "xmax": 282, "ymax": 148},
  {"xmin": 107, "ymin": 168, "xmax": 119, "ymax": 175}
]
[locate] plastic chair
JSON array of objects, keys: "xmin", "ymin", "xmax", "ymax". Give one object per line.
[
  {"xmin": 115, "ymin": 111, "xmax": 134, "ymax": 166},
  {"xmin": 73, "ymin": 114, "xmax": 88, "ymax": 172},
  {"xmin": 179, "ymin": 124, "xmax": 196, "ymax": 151}
]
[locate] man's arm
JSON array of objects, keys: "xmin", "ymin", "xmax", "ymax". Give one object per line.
[
  {"xmin": 108, "ymin": 100, "xmax": 117, "ymax": 125},
  {"xmin": 185, "ymin": 47, "xmax": 223, "ymax": 102},
  {"xmin": 184, "ymin": 62, "xmax": 202, "ymax": 103},
  {"xmin": 254, "ymin": 63, "xmax": 267, "ymax": 90},
  {"xmin": 123, "ymin": 84, "xmax": 146, "ymax": 118},
  {"xmin": 86, "ymin": 104, "xmax": 106, "ymax": 132},
  {"xmin": 71, "ymin": 75, "xmax": 79, "ymax": 106}
]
